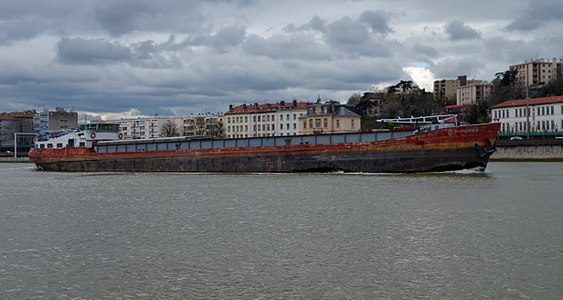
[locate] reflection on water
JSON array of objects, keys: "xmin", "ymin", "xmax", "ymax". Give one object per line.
[{"xmin": 1, "ymin": 162, "xmax": 562, "ymax": 299}]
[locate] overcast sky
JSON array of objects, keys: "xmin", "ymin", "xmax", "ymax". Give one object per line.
[{"xmin": 1, "ymin": 0, "xmax": 562, "ymax": 119}]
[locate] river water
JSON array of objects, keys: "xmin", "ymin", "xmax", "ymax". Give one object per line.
[{"xmin": 1, "ymin": 162, "xmax": 562, "ymax": 299}]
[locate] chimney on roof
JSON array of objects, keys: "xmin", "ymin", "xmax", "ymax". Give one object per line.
[
  {"xmin": 243, "ymin": 103, "xmax": 247, "ymax": 109},
  {"xmin": 254, "ymin": 103, "xmax": 258, "ymax": 109},
  {"xmin": 280, "ymin": 100, "xmax": 285, "ymax": 106},
  {"xmin": 229, "ymin": 104, "xmax": 233, "ymax": 111},
  {"xmin": 292, "ymin": 99, "xmax": 297, "ymax": 107}
]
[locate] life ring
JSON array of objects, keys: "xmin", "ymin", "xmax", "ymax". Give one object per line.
[
  {"xmin": 118, "ymin": 133, "xmax": 124, "ymax": 139},
  {"xmin": 90, "ymin": 132, "xmax": 96, "ymax": 139}
]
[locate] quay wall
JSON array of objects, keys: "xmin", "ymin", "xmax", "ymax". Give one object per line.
[
  {"xmin": 492, "ymin": 140, "xmax": 563, "ymax": 161},
  {"xmin": 0, "ymin": 157, "xmax": 31, "ymax": 163}
]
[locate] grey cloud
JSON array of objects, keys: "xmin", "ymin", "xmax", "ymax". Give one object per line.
[
  {"xmin": 445, "ymin": 21, "xmax": 481, "ymax": 40},
  {"xmin": 284, "ymin": 16, "xmax": 327, "ymax": 33},
  {"xmin": 325, "ymin": 17, "xmax": 394, "ymax": 58},
  {"xmin": 432, "ymin": 57, "xmax": 485, "ymax": 79},
  {"xmin": 0, "ymin": 17, "xmax": 47, "ymax": 45},
  {"xmin": 359, "ymin": 10, "xmax": 393, "ymax": 35},
  {"xmin": 326, "ymin": 17, "xmax": 370, "ymax": 45},
  {"xmin": 56, "ymin": 36, "xmax": 187, "ymax": 69},
  {"xmin": 243, "ymin": 33, "xmax": 331, "ymax": 61},
  {"xmin": 94, "ymin": 0, "xmax": 207, "ymax": 36},
  {"xmin": 210, "ymin": 26, "xmax": 247, "ymax": 51},
  {"xmin": 505, "ymin": 1, "xmax": 563, "ymax": 31},
  {"xmin": 56, "ymin": 37, "xmax": 132, "ymax": 65},
  {"xmin": 94, "ymin": 0, "xmax": 163, "ymax": 35},
  {"xmin": 304, "ymin": 16, "xmax": 327, "ymax": 33}
]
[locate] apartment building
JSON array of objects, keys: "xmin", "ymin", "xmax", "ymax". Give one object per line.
[
  {"xmin": 491, "ymin": 96, "xmax": 563, "ymax": 134},
  {"xmin": 434, "ymin": 75, "xmax": 483, "ymax": 101},
  {"xmin": 456, "ymin": 83, "xmax": 493, "ymax": 105},
  {"xmin": 510, "ymin": 58, "xmax": 562, "ymax": 89},
  {"xmin": 33, "ymin": 108, "xmax": 78, "ymax": 140},
  {"xmin": 224, "ymin": 100, "xmax": 310, "ymax": 139},
  {"xmin": 299, "ymin": 101, "xmax": 361, "ymax": 135}
]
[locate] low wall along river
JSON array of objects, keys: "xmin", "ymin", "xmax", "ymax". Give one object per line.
[{"xmin": 493, "ymin": 139, "xmax": 563, "ymax": 161}]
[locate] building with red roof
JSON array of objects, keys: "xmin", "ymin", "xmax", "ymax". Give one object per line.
[
  {"xmin": 224, "ymin": 100, "xmax": 313, "ymax": 138},
  {"xmin": 491, "ymin": 96, "xmax": 563, "ymax": 134}
]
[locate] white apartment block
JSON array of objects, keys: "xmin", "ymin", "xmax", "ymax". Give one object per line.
[
  {"xmin": 112, "ymin": 117, "xmax": 183, "ymax": 139},
  {"xmin": 456, "ymin": 83, "xmax": 493, "ymax": 105},
  {"xmin": 224, "ymin": 101, "xmax": 311, "ymax": 138},
  {"xmin": 491, "ymin": 96, "xmax": 563, "ymax": 134},
  {"xmin": 510, "ymin": 58, "xmax": 562, "ymax": 89}
]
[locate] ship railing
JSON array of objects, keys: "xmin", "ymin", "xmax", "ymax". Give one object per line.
[{"xmin": 96, "ymin": 131, "xmax": 415, "ymax": 153}]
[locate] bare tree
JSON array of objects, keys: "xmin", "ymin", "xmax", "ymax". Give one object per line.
[{"xmin": 161, "ymin": 120, "xmax": 179, "ymax": 137}]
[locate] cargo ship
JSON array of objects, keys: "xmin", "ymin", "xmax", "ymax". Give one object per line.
[{"xmin": 28, "ymin": 119, "xmax": 500, "ymax": 173}]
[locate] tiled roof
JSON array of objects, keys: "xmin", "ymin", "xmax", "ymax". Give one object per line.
[
  {"xmin": 492, "ymin": 96, "xmax": 563, "ymax": 109},
  {"xmin": 225, "ymin": 101, "xmax": 312, "ymax": 115},
  {"xmin": 0, "ymin": 110, "xmax": 36, "ymax": 120}
]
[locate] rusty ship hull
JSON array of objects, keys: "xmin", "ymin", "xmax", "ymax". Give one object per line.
[{"xmin": 28, "ymin": 123, "xmax": 500, "ymax": 173}]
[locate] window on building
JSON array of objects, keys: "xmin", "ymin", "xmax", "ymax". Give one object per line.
[
  {"xmin": 287, "ymin": 114, "xmax": 290, "ymax": 120},
  {"xmin": 267, "ymin": 115, "xmax": 270, "ymax": 122},
  {"xmin": 253, "ymin": 116, "xmax": 256, "ymax": 122},
  {"xmin": 351, "ymin": 119, "xmax": 355, "ymax": 129},
  {"xmin": 293, "ymin": 123, "xmax": 296, "ymax": 130},
  {"xmin": 304, "ymin": 121, "xmax": 307, "ymax": 129},
  {"xmin": 309, "ymin": 119, "xmax": 313, "ymax": 128},
  {"xmin": 293, "ymin": 114, "xmax": 296, "ymax": 120},
  {"xmin": 258, "ymin": 116, "xmax": 261, "ymax": 122},
  {"xmin": 271, "ymin": 115, "xmax": 275, "ymax": 121},
  {"xmin": 336, "ymin": 119, "xmax": 340, "ymax": 128},
  {"xmin": 551, "ymin": 106, "xmax": 554, "ymax": 115},
  {"xmin": 280, "ymin": 115, "xmax": 283, "ymax": 121},
  {"xmin": 245, "ymin": 125, "xmax": 248, "ymax": 131},
  {"xmin": 280, "ymin": 124, "xmax": 283, "ymax": 130},
  {"xmin": 245, "ymin": 116, "xmax": 248, "ymax": 122},
  {"xmin": 315, "ymin": 119, "xmax": 321, "ymax": 128}
]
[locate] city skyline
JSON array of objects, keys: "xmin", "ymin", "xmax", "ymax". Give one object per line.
[{"xmin": 1, "ymin": 0, "xmax": 562, "ymax": 119}]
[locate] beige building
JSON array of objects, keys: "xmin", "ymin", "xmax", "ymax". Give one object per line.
[
  {"xmin": 434, "ymin": 76, "xmax": 483, "ymax": 101},
  {"xmin": 456, "ymin": 83, "xmax": 493, "ymax": 105},
  {"xmin": 299, "ymin": 101, "xmax": 361, "ymax": 135},
  {"xmin": 510, "ymin": 58, "xmax": 562, "ymax": 89}
]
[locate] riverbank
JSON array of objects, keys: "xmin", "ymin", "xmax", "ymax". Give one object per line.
[{"xmin": 492, "ymin": 139, "xmax": 563, "ymax": 161}]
